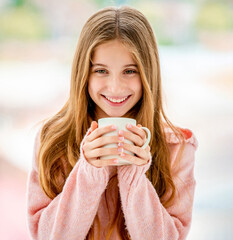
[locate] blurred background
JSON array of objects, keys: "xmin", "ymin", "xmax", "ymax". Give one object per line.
[{"xmin": 0, "ymin": 0, "xmax": 232, "ymax": 239}]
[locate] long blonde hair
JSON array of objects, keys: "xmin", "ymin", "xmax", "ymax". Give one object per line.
[{"xmin": 37, "ymin": 6, "xmax": 185, "ymax": 240}]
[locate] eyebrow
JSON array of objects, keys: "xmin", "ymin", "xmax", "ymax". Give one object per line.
[{"xmin": 91, "ymin": 63, "xmax": 138, "ymax": 68}]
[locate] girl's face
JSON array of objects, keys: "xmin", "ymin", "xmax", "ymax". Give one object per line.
[{"xmin": 88, "ymin": 39, "xmax": 142, "ymax": 119}]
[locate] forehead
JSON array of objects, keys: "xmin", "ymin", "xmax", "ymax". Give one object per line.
[{"xmin": 91, "ymin": 40, "xmax": 136, "ymax": 64}]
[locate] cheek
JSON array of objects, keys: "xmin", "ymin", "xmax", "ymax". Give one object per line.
[
  {"xmin": 131, "ymin": 78, "xmax": 142, "ymax": 95},
  {"xmin": 88, "ymin": 79, "xmax": 95, "ymax": 100},
  {"xmin": 88, "ymin": 78, "xmax": 105, "ymax": 100},
  {"xmin": 88, "ymin": 78, "xmax": 98, "ymax": 94},
  {"xmin": 89, "ymin": 77, "xmax": 105, "ymax": 89}
]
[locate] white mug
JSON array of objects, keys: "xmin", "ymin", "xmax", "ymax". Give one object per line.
[{"xmin": 98, "ymin": 117, "xmax": 151, "ymax": 165}]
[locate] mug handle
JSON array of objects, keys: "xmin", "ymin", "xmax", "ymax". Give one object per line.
[{"xmin": 141, "ymin": 127, "xmax": 151, "ymax": 149}]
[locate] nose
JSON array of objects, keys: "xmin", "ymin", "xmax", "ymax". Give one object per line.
[{"xmin": 108, "ymin": 73, "xmax": 125, "ymax": 92}]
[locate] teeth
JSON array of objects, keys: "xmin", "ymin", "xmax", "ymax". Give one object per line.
[{"xmin": 105, "ymin": 96, "xmax": 128, "ymax": 103}]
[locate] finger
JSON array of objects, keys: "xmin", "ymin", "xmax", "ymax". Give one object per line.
[
  {"xmin": 87, "ymin": 124, "xmax": 117, "ymax": 142},
  {"xmin": 118, "ymin": 129, "xmax": 144, "ymax": 147},
  {"xmin": 87, "ymin": 121, "xmax": 98, "ymax": 136},
  {"xmin": 119, "ymin": 152, "xmax": 148, "ymax": 166},
  {"xmin": 91, "ymin": 121, "xmax": 98, "ymax": 131},
  {"xmin": 89, "ymin": 158, "xmax": 119, "ymax": 167},
  {"xmin": 119, "ymin": 142, "xmax": 149, "ymax": 160},
  {"xmin": 85, "ymin": 147, "xmax": 120, "ymax": 159},
  {"xmin": 126, "ymin": 123, "xmax": 146, "ymax": 141},
  {"xmin": 145, "ymin": 145, "xmax": 150, "ymax": 152},
  {"xmin": 88, "ymin": 135, "xmax": 122, "ymax": 150}
]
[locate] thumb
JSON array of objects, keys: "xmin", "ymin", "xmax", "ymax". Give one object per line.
[
  {"xmin": 87, "ymin": 121, "xmax": 98, "ymax": 136},
  {"xmin": 137, "ymin": 124, "xmax": 142, "ymax": 128},
  {"xmin": 91, "ymin": 121, "xmax": 98, "ymax": 131}
]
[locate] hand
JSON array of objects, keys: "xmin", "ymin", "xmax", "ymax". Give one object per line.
[
  {"xmin": 117, "ymin": 124, "xmax": 151, "ymax": 166},
  {"xmin": 82, "ymin": 121, "xmax": 121, "ymax": 168}
]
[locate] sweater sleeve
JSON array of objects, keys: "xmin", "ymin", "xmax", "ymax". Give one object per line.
[
  {"xmin": 117, "ymin": 128, "xmax": 198, "ymax": 240},
  {"xmin": 26, "ymin": 127, "xmax": 110, "ymax": 240}
]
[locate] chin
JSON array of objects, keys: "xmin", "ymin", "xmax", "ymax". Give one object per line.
[{"xmin": 106, "ymin": 112, "xmax": 127, "ymax": 117}]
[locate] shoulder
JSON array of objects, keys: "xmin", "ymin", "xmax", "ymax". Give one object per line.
[
  {"xmin": 163, "ymin": 125, "xmax": 198, "ymax": 181},
  {"xmin": 163, "ymin": 125, "xmax": 198, "ymax": 151}
]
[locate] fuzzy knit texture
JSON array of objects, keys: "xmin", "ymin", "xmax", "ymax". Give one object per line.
[{"xmin": 26, "ymin": 125, "xmax": 198, "ymax": 240}]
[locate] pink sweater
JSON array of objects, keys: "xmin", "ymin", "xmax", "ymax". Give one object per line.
[{"xmin": 26, "ymin": 126, "xmax": 198, "ymax": 240}]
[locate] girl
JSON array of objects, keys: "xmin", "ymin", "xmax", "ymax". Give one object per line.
[{"xmin": 26, "ymin": 6, "xmax": 198, "ymax": 240}]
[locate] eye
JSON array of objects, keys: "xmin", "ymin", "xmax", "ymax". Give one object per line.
[
  {"xmin": 124, "ymin": 69, "xmax": 137, "ymax": 74},
  {"xmin": 95, "ymin": 69, "xmax": 107, "ymax": 74}
]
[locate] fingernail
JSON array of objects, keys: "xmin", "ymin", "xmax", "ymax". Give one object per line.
[
  {"xmin": 118, "ymin": 142, "xmax": 123, "ymax": 147},
  {"xmin": 113, "ymin": 159, "xmax": 118, "ymax": 164},
  {"xmin": 111, "ymin": 125, "xmax": 117, "ymax": 130},
  {"xmin": 127, "ymin": 123, "xmax": 132, "ymax": 128},
  {"xmin": 118, "ymin": 130, "xmax": 124, "ymax": 135},
  {"xmin": 118, "ymin": 147, "xmax": 124, "ymax": 153},
  {"xmin": 120, "ymin": 152, "xmax": 125, "ymax": 157},
  {"xmin": 118, "ymin": 136, "xmax": 124, "ymax": 142}
]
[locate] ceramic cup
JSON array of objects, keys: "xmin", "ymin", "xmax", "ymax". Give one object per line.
[{"xmin": 98, "ymin": 117, "xmax": 151, "ymax": 165}]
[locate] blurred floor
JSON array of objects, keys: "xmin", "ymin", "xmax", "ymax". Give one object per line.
[{"xmin": 0, "ymin": 157, "xmax": 30, "ymax": 240}]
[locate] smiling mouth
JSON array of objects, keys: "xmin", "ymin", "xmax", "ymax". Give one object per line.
[{"xmin": 101, "ymin": 95, "xmax": 131, "ymax": 104}]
